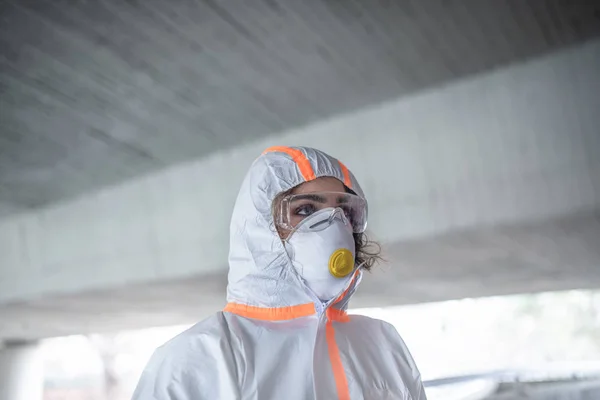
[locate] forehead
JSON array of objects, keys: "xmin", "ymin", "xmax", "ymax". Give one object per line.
[{"xmin": 292, "ymin": 177, "xmax": 345, "ymax": 194}]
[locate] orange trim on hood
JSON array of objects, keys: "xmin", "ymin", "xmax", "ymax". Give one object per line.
[
  {"xmin": 224, "ymin": 302, "xmax": 316, "ymax": 321},
  {"xmin": 263, "ymin": 146, "xmax": 317, "ymax": 182},
  {"xmin": 338, "ymin": 161, "xmax": 352, "ymax": 189}
]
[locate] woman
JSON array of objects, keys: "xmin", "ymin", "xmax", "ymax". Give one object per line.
[{"xmin": 132, "ymin": 146, "xmax": 426, "ymax": 400}]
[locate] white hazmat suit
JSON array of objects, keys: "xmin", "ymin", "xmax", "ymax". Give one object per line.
[{"xmin": 132, "ymin": 146, "xmax": 426, "ymax": 400}]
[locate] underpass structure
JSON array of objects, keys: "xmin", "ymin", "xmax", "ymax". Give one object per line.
[{"xmin": 1, "ymin": 2, "xmax": 600, "ymax": 398}]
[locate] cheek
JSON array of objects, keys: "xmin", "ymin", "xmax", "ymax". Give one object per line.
[{"xmin": 289, "ymin": 214, "xmax": 305, "ymax": 228}]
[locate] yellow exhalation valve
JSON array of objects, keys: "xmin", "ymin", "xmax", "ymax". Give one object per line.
[{"xmin": 328, "ymin": 248, "xmax": 354, "ymax": 278}]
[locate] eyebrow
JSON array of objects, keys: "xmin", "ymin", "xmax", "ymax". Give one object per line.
[{"xmin": 336, "ymin": 195, "xmax": 349, "ymax": 204}]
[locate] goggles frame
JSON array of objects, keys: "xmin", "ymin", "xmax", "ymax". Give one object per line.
[{"xmin": 275, "ymin": 191, "xmax": 368, "ymax": 234}]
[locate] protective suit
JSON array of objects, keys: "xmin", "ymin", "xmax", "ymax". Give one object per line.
[{"xmin": 132, "ymin": 146, "xmax": 426, "ymax": 400}]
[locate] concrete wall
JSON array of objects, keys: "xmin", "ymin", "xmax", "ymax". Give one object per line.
[{"xmin": 1, "ymin": 39, "xmax": 599, "ymax": 304}]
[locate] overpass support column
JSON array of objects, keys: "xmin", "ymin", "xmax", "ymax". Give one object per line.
[{"xmin": 0, "ymin": 340, "xmax": 43, "ymax": 400}]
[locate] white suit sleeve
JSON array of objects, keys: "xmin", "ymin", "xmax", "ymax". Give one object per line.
[
  {"xmin": 131, "ymin": 346, "xmax": 205, "ymax": 400},
  {"xmin": 394, "ymin": 336, "xmax": 427, "ymax": 400},
  {"xmin": 411, "ymin": 374, "xmax": 427, "ymax": 400},
  {"xmin": 131, "ymin": 321, "xmax": 242, "ymax": 400},
  {"xmin": 381, "ymin": 321, "xmax": 428, "ymax": 400}
]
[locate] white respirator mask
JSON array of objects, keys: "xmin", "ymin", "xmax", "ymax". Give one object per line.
[{"xmin": 284, "ymin": 208, "xmax": 357, "ymax": 302}]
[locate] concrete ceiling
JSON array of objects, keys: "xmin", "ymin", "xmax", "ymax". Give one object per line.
[
  {"xmin": 1, "ymin": 208, "xmax": 598, "ymax": 341},
  {"xmin": 1, "ymin": 0, "xmax": 600, "ymax": 215}
]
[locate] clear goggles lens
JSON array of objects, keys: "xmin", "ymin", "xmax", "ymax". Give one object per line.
[{"xmin": 276, "ymin": 191, "xmax": 368, "ymax": 233}]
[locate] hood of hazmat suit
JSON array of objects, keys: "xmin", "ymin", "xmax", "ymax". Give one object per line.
[{"xmin": 132, "ymin": 146, "xmax": 426, "ymax": 400}]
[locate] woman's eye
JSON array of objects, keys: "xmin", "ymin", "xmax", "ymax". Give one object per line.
[{"xmin": 294, "ymin": 204, "xmax": 316, "ymax": 217}]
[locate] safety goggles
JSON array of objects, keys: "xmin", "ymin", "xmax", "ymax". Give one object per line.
[{"xmin": 275, "ymin": 191, "xmax": 368, "ymax": 233}]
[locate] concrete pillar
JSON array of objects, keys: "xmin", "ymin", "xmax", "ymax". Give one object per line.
[{"xmin": 0, "ymin": 340, "xmax": 44, "ymax": 400}]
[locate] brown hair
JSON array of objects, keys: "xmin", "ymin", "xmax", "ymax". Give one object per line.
[{"xmin": 272, "ymin": 187, "xmax": 383, "ymax": 272}]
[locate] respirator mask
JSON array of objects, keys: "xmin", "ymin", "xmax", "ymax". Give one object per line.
[{"xmin": 276, "ymin": 191, "xmax": 367, "ymax": 301}]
